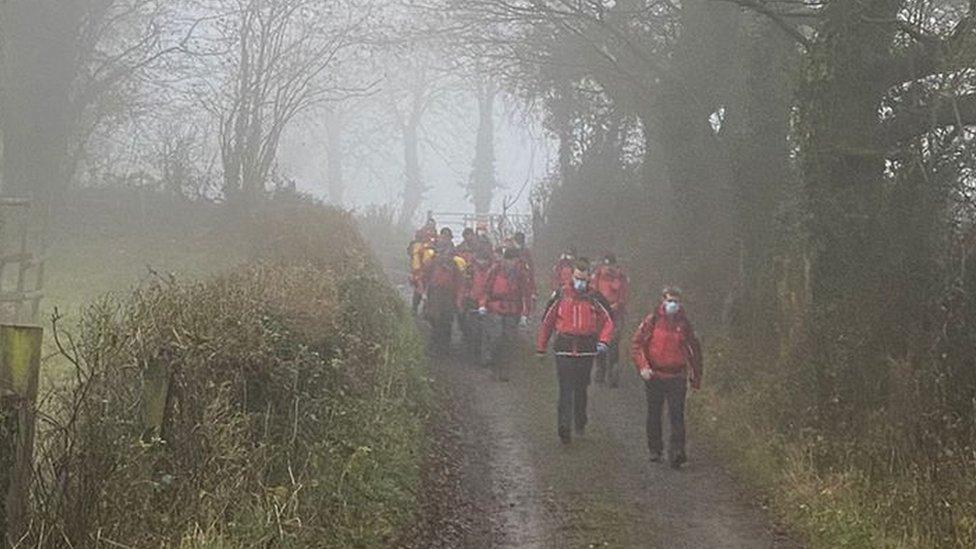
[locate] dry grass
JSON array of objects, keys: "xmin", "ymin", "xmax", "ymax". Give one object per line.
[{"xmin": 18, "ymin": 203, "xmax": 429, "ymax": 548}]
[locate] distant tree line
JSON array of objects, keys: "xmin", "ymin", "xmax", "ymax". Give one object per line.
[{"xmin": 0, "ymin": 0, "xmax": 513, "ymax": 226}]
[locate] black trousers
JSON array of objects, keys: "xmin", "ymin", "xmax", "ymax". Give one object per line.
[
  {"xmin": 594, "ymin": 311, "xmax": 623, "ymax": 384},
  {"xmin": 555, "ymin": 355, "xmax": 593, "ymax": 434},
  {"xmin": 644, "ymin": 376, "xmax": 687, "ymax": 457}
]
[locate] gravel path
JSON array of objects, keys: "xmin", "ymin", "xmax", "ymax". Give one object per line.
[{"xmin": 406, "ymin": 336, "xmax": 800, "ymax": 548}]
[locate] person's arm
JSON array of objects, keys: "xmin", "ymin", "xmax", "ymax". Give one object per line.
[
  {"xmin": 594, "ymin": 299, "xmax": 614, "ymax": 344},
  {"xmin": 536, "ymin": 296, "xmax": 560, "ymax": 353},
  {"xmin": 630, "ymin": 314, "xmax": 655, "ymax": 373},
  {"xmin": 684, "ymin": 319, "xmax": 703, "ymax": 388}
]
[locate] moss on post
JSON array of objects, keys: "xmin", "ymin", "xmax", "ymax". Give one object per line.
[{"xmin": 0, "ymin": 324, "xmax": 42, "ymax": 546}]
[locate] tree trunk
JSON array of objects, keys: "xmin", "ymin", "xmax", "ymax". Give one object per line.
[
  {"xmin": 797, "ymin": 0, "xmax": 904, "ymax": 427},
  {"xmin": 400, "ymin": 108, "xmax": 424, "ymax": 227},
  {"xmin": 725, "ymin": 17, "xmax": 796, "ymax": 347},
  {"xmin": 0, "ymin": 2, "xmax": 84, "ymax": 211},
  {"xmin": 654, "ymin": 0, "xmax": 740, "ymax": 311},
  {"xmin": 468, "ymin": 79, "xmax": 497, "ymax": 214}
]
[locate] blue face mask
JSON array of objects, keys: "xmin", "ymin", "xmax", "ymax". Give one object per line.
[
  {"xmin": 664, "ymin": 300, "xmax": 680, "ymax": 316},
  {"xmin": 573, "ymin": 279, "xmax": 588, "ymax": 292}
]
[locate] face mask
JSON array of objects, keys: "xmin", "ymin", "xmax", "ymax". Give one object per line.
[
  {"xmin": 664, "ymin": 300, "xmax": 680, "ymax": 316},
  {"xmin": 573, "ymin": 279, "xmax": 588, "ymax": 292}
]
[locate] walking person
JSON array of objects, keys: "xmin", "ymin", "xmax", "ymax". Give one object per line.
[
  {"xmin": 459, "ymin": 246, "xmax": 493, "ymax": 360},
  {"xmin": 477, "ymin": 247, "xmax": 533, "ymax": 381},
  {"xmin": 550, "ymin": 247, "xmax": 577, "ymax": 291},
  {"xmin": 536, "ymin": 259, "xmax": 614, "ymax": 444},
  {"xmin": 408, "ymin": 219, "xmax": 437, "ymax": 315},
  {"xmin": 630, "ymin": 287, "xmax": 703, "ymax": 469},
  {"xmin": 591, "ymin": 253, "xmax": 629, "ymax": 387},
  {"xmin": 423, "ymin": 230, "xmax": 464, "ymax": 355}
]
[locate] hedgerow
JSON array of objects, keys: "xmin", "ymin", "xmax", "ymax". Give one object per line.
[{"xmin": 25, "ymin": 206, "xmax": 428, "ymax": 547}]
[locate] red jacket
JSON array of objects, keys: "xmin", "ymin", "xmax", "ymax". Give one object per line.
[
  {"xmin": 591, "ymin": 265, "xmax": 629, "ymax": 314},
  {"xmin": 477, "ymin": 261, "xmax": 533, "ymax": 317},
  {"xmin": 537, "ymin": 287, "xmax": 614, "ymax": 356},
  {"xmin": 551, "ymin": 258, "xmax": 575, "ymax": 291},
  {"xmin": 424, "ymin": 255, "xmax": 463, "ymax": 301},
  {"xmin": 630, "ymin": 304, "xmax": 703, "ymax": 381},
  {"xmin": 461, "ymin": 259, "xmax": 492, "ymax": 308}
]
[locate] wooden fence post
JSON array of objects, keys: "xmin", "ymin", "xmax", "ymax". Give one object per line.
[
  {"xmin": 0, "ymin": 325, "xmax": 43, "ymax": 546},
  {"xmin": 142, "ymin": 360, "xmax": 172, "ymax": 439}
]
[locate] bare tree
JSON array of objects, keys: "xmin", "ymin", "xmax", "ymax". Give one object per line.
[
  {"xmin": 191, "ymin": 0, "xmax": 368, "ymax": 208},
  {"xmin": 0, "ymin": 0, "xmax": 188, "ymax": 209}
]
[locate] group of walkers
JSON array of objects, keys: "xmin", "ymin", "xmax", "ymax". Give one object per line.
[
  {"xmin": 408, "ymin": 220, "xmax": 535, "ymax": 380},
  {"xmin": 408, "ymin": 219, "xmax": 704, "ymax": 469}
]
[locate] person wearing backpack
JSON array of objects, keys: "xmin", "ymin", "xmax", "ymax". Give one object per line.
[
  {"xmin": 408, "ymin": 219, "xmax": 437, "ymax": 315},
  {"xmin": 477, "ymin": 246, "xmax": 533, "ymax": 380},
  {"xmin": 537, "ymin": 258, "xmax": 614, "ymax": 444},
  {"xmin": 630, "ymin": 287, "xmax": 703, "ymax": 469},
  {"xmin": 591, "ymin": 253, "xmax": 629, "ymax": 387},
  {"xmin": 550, "ymin": 247, "xmax": 577, "ymax": 291},
  {"xmin": 459, "ymin": 246, "xmax": 494, "ymax": 360},
  {"xmin": 423, "ymin": 231, "xmax": 464, "ymax": 354}
]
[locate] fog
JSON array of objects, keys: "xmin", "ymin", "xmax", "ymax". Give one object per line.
[{"xmin": 4, "ymin": 0, "xmax": 976, "ymax": 547}]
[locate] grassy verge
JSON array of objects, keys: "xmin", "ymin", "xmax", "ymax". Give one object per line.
[
  {"xmin": 690, "ymin": 339, "xmax": 918, "ymax": 548},
  {"xmin": 22, "ymin": 202, "xmax": 431, "ymax": 547}
]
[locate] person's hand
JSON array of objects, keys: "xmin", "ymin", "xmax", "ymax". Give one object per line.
[
  {"xmin": 519, "ymin": 315, "xmax": 528, "ymax": 328},
  {"xmin": 639, "ymin": 368, "xmax": 653, "ymax": 381},
  {"xmin": 596, "ymin": 342, "xmax": 608, "ymax": 355},
  {"xmin": 477, "ymin": 306, "xmax": 488, "ymax": 316},
  {"xmin": 691, "ymin": 376, "xmax": 702, "ymax": 391}
]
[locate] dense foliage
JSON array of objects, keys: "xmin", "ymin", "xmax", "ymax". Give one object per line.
[{"xmin": 455, "ymin": 1, "xmax": 976, "ymax": 546}]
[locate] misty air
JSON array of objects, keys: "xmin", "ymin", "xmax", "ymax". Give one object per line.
[{"xmin": 0, "ymin": 1, "xmax": 973, "ymax": 548}]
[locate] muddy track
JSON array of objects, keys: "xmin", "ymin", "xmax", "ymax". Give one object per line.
[{"xmin": 408, "ymin": 330, "xmax": 800, "ymax": 549}]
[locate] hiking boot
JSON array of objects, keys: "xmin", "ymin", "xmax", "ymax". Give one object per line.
[
  {"xmin": 648, "ymin": 451, "xmax": 662, "ymax": 463},
  {"xmin": 558, "ymin": 428, "xmax": 571, "ymax": 445},
  {"xmin": 671, "ymin": 452, "xmax": 687, "ymax": 470}
]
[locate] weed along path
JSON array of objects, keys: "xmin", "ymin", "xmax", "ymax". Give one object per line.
[{"xmin": 419, "ymin": 336, "xmax": 801, "ymax": 548}]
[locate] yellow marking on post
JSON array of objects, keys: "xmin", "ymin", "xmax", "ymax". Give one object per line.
[
  {"xmin": 0, "ymin": 325, "xmax": 42, "ymax": 399},
  {"xmin": 1, "ymin": 324, "xmax": 42, "ymax": 543}
]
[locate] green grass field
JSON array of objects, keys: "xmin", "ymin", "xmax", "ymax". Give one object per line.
[{"xmin": 37, "ymin": 200, "xmax": 249, "ymax": 386}]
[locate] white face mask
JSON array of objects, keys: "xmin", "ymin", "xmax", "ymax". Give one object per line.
[
  {"xmin": 573, "ymin": 279, "xmax": 588, "ymax": 292},
  {"xmin": 664, "ymin": 300, "xmax": 680, "ymax": 316}
]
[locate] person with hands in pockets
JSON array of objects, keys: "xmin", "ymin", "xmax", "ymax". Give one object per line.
[
  {"xmin": 630, "ymin": 286, "xmax": 703, "ymax": 469},
  {"xmin": 536, "ymin": 258, "xmax": 615, "ymax": 445}
]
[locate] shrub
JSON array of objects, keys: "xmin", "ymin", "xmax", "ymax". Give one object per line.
[{"xmin": 25, "ymin": 207, "xmax": 427, "ymax": 547}]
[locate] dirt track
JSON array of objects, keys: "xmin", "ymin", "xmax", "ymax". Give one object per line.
[{"xmin": 406, "ymin": 335, "xmax": 801, "ymax": 549}]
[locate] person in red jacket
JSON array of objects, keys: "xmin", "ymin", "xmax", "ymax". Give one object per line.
[
  {"xmin": 456, "ymin": 227, "xmax": 478, "ymax": 264},
  {"xmin": 537, "ymin": 259, "xmax": 614, "ymax": 444},
  {"xmin": 512, "ymin": 231, "xmax": 537, "ymax": 312},
  {"xmin": 591, "ymin": 253, "xmax": 630, "ymax": 387},
  {"xmin": 630, "ymin": 287, "xmax": 703, "ymax": 468},
  {"xmin": 459, "ymin": 246, "xmax": 494, "ymax": 359},
  {"xmin": 477, "ymin": 247, "xmax": 533, "ymax": 381},
  {"xmin": 424, "ymin": 232, "xmax": 463, "ymax": 355},
  {"xmin": 550, "ymin": 247, "xmax": 577, "ymax": 291}
]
